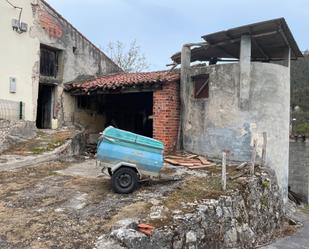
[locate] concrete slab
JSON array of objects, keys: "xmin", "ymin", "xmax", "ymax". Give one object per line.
[
  {"xmin": 261, "ymin": 211, "xmax": 309, "ymax": 249},
  {"xmin": 56, "ymin": 159, "xmax": 103, "ymax": 178}
]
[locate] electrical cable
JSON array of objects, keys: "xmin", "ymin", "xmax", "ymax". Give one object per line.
[{"xmin": 5, "ymin": 0, "xmax": 23, "ymax": 33}]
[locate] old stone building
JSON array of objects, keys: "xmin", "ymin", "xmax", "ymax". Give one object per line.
[{"xmin": 0, "ymin": 0, "xmax": 120, "ymax": 127}]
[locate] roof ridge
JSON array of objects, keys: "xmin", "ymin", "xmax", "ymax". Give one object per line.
[
  {"xmin": 65, "ymin": 70, "xmax": 180, "ymax": 92},
  {"xmin": 40, "ymin": 0, "xmax": 122, "ymax": 71}
]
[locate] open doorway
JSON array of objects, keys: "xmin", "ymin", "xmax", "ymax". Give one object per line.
[
  {"xmin": 36, "ymin": 84, "xmax": 54, "ymax": 129},
  {"xmin": 76, "ymin": 92, "xmax": 153, "ymax": 137},
  {"xmin": 104, "ymin": 92, "xmax": 153, "ymax": 137}
]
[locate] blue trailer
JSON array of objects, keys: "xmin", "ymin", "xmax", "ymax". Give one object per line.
[{"xmin": 96, "ymin": 126, "xmax": 164, "ymax": 193}]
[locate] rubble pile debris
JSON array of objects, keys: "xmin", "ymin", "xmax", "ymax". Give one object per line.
[{"xmin": 165, "ymin": 153, "xmax": 216, "ymax": 169}]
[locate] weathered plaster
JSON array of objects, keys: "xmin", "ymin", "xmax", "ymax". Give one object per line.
[
  {"xmin": 32, "ymin": 1, "xmax": 121, "ymax": 126},
  {"xmin": 1, "ymin": 0, "xmax": 120, "ymax": 125},
  {"xmin": 239, "ymin": 35, "xmax": 251, "ymax": 110},
  {"xmin": 183, "ymin": 62, "xmax": 290, "ymax": 200}
]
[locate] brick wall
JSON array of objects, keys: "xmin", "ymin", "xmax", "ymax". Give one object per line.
[
  {"xmin": 153, "ymin": 80, "xmax": 180, "ymax": 153},
  {"xmin": 38, "ymin": 6, "xmax": 63, "ymax": 39}
]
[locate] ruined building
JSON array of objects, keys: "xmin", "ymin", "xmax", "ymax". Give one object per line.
[
  {"xmin": 0, "ymin": 0, "xmax": 120, "ymax": 128},
  {"xmin": 171, "ymin": 18, "xmax": 302, "ymax": 201},
  {"xmin": 65, "ymin": 71, "xmax": 180, "ymax": 152},
  {"xmin": 0, "ymin": 2, "xmax": 303, "ymax": 203}
]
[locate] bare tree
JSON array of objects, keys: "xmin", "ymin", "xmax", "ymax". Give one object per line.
[{"xmin": 104, "ymin": 40, "xmax": 149, "ymax": 72}]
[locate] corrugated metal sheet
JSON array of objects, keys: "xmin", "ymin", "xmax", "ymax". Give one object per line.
[{"xmin": 171, "ymin": 18, "xmax": 303, "ymax": 63}]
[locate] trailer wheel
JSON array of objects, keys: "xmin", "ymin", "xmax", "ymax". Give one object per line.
[{"xmin": 112, "ymin": 167, "xmax": 138, "ymax": 194}]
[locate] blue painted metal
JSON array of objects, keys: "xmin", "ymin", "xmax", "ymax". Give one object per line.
[{"xmin": 97, "ymin": 126, "xmax": 164, "ymax": 174}]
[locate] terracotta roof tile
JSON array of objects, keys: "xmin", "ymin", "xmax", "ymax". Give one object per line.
[{"xmin": 65, "ymin": 70, "xmax": 180, "ymax": 93}]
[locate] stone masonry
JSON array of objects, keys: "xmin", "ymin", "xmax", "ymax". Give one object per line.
[
  {"xmin": 0, "ymin": 119, "xmax": 36, "ymax": 153},
  {"xmin": 96, "ymin": 168, "xmax": 284, "ymax": 249}
]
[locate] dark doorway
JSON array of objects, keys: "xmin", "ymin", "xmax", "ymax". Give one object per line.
[
  {"xmin": 104, "ymin": 92, "xmax": 153, "ymax": 137},
  {"xmin": 36, "ymin": 84, "xmax": 54, "ymax": 129}
]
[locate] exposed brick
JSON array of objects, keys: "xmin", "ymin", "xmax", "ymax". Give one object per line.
[
  {"xmin": 39, "ymin": 7, "xmax": 63, "ymax": 39},
  {"xmin": 153, "ymin": 80, "xmax": 180, "ymax": 153}
]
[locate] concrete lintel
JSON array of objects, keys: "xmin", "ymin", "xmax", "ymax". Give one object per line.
[
  {"xmin": 189, "ymin": 66, "xmax": 210, "ymax": 78},
  {"xmin": 239, "ymin": 35, "xmax": 252, "ymax": 110}
]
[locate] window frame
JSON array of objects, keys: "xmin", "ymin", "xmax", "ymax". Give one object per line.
[{"xmin": 193, "ymin": 74, "xmax": 210, "ymax": 99}]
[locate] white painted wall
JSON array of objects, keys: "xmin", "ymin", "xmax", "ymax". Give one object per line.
[{"xmin": 0, "ymin": 0, "xmax": 40, "ymax": 121}]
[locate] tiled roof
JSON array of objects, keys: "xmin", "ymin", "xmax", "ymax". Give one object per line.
[{"xmin": 65, "ymin": 71, "xmax": 180, "ymax": 93}]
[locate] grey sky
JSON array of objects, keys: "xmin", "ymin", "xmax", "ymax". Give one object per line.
[{"xmin": 48, "ymin": 0, "xmax": 308, "ymax": 70}]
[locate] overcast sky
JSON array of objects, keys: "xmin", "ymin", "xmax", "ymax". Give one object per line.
[{"xmin": 47, "ymin": 0, "xmax": 309, "ymax": 71}]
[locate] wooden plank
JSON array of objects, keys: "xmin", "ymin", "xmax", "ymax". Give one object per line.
[
  {"xmin": 165, "ymin": 155, "xmax": 187, "ymax": 160},
  {"xmin": 164, "ymin": 158, "xmax": 180, "ymax": 165},
  {"xmin": 261, "ymin": 132, "xmax": 267, "ymax": 167},
  {"xmin": 229, "ymin": 171, "xmax": 247, "ymax": 180},
  {"xmin": 222, "ymin": 152, "xmax": 227, "ymax": 191},
  {"xmin": 189, "ymin": 164, "xmax": 216, "ymax": 169},
  {"xmin": 236, "ymin": 162, "xmax": 247, "ymax": 170},
  {"xmin": 178, "ymin": 163, "xmax": 197, "ymax": 167},
  {"xmin": 250, "ymin": 139, "xmax": 257, "ymax": 175},
  {"xmin": 189, "ymin": 165, "xmax": 209, "ymax": 169},
  {"xmin": 186, "ymin": 154, "xmax": 198, "ymax": 159},
  {"xmin": 197, "ymin": 156, "xmax": 210, "ymax": 165}
]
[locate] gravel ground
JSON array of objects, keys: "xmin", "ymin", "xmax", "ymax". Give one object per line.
[{"xmin": 0, "ymin": 159, "xmax": 184, "ymax": 249}]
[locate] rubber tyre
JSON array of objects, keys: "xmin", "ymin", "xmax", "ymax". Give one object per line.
[{"xmin": 111, "ymin": 167, "xmax": 138, "ymax": 194}]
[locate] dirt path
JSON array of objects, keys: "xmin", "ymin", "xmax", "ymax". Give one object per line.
[
  {"xmin": 261, "ymin": 210, "xmax": 309, "ymax": 249},
  {"xmin": 0, "ymin": 160, "xmax": 181, "ymax": 249}
]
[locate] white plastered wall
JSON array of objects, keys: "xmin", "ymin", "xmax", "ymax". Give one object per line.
[{"xmin": 0, "ymin": 0, "xmax": 40, "ymax": 121}]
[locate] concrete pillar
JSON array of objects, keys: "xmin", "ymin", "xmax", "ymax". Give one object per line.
[
  {"xmin": 239, "ymin": 35, "xmax": 251, "ymax": 110},
  {"xmin": 178, "ymin": 45, "xmax": 191, "ymax": 150},
  {"xmin": 284, "ymin": 47, "xmax": 291, "ymax": 204},
  {"xmin": 283, "ymin": 47, "xmax": 291, "ymax": 68}
]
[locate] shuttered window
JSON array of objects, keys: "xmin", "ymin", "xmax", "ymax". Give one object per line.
[
  {"xmin": 40, "ymin": 45, "xmax": 59, "ymax": 78},
  {"xmin": 193, "ymin": 74, "xmax": 209, "ymax": 99}
]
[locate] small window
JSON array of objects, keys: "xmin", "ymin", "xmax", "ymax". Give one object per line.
[
  {"xmin": 73, "ymin": 46, "xmax": 77, "ymax": 54},
  {"xmin": 193, "ymin": 74, "xmax": 209, "ymax": 99}
]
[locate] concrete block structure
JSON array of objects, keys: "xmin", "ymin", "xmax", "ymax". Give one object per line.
[
  {"xmin": 289, "ymin": 141, "xmax": 309, "ymax": 203},
  {"xmin": 171, "ymin": 18, "xmax": 303, "ymax": 201}
]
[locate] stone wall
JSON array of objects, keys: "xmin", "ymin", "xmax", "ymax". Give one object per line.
[
  {"xmin": 153, "ymin": 80, "xmax": 180, "ymax": 153},
  {"xmin": 0, "ymin": 119, "xmax": 36, "ymax": 153},
  {"xmin": 73, "ymin": 109, "xmax": 106, "ymax": 144},
  {"xmin": 96, "ymin": 168, "xmax": 284, "ymax": 249},
  {"xmin": 289, "ymin": 141, "xmax": 309, "ymax": 203}
]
